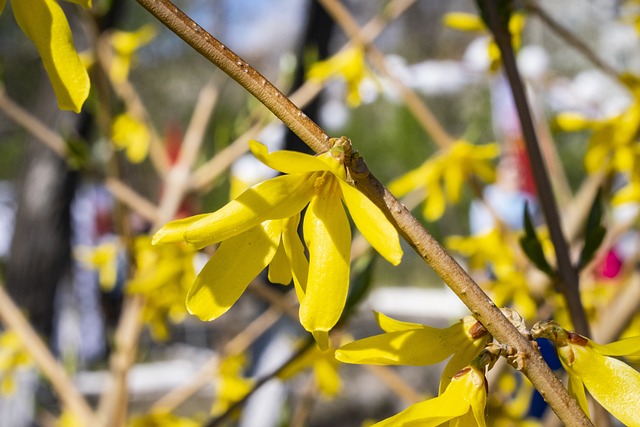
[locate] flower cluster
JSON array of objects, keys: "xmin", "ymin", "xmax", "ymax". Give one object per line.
[
  {"xmin": 153, "ymin": 138, "xmax": 402, "ymax": 348},
  {"xmin": 389, "ymin": 140, "xmax": 499, "ymax": 221}
]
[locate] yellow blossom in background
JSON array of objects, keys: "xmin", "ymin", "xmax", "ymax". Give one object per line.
[
  {"xmin": 55, "ymin": 411, "xmax": 82, "ymax": 427},
  {"xmin": 126, "ymin": 236, "xmax": 196, "ymax": 341},
  {"xmin": 307, "ymin": 45, "xmax": 374, "ymax": 106},
  {"xmin": 0, "ymin": 330, "xmax": 32, "ymax": 395},
  {"xmin": 371, "ymin": 364, "xmax": 488, "ymax": 427},
  {"xmin": 211, "ymin": 354, "xmax": 254, "ymax": 417},
  {"xmin": 75, "ymin": 240, "xmax": 119, "ymax": 291},
  {"xmin": 389, "ymin": 140, "xmax": 499, "ymax": 221},
  {"xmin": 1, "ymin": 0, "xmax": 91, "ymax": 112},
  {"xmin": 443, "ymin": 11, "xmax": 526, "ymax": 72},
  {"xmin": 532, "ymin": 320, "xmax": 640, "ymax": 425},
  {"xmin": 335, "ymin": 312, "xmax": 490, "ymax": 393},
  {"xmin": 154, "ymin": 139, "xmax": 402, "ymax": 348},
  {"xmin": 111, "ymin": 113, "xmax": 151, "ymax": 163},
  {"xmin": 128, "ymin": 412, "xmax": 200, "ymax": 427},
  {"xmin": 278, "ymin": 340, "xmax": 343, "ymax": 398},
  {"xmin": 109, "ymin": 24, "xmax": 156, "ymax": 83}
]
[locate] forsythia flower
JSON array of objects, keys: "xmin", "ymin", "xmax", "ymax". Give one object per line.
[
  {"xmin": 0, "ymin": 330, "xmax": 32, "ymax": 395},
  {"xmin": 443, "ymin": 11, "xmax": 526, "ymax": 72},
  {"xmin": 153, "ymin": 139, "xmax": 402, "ymax": 348},
  {"xmin": 109, "ymin": 24, "xmax": 156, "ymax": 83},
  {"xmin": 531, "ymin": 320, "xmax": 640, "ymax": 425},
  {"xmin": 307, "ymin": 45, "xmax": 374, "ymax": 106},
  {"xmin": 75, "ymin": 240, "xmax": 119, "ymax": 291},
  {"xmin": 371, "ymin": 363, "xmax": 488, "ymax": 427},
  {"xmin": 1, "ymin": 0, "xmax": 90, "ymax": 112},
  {"xmin": 126, "ymin": 236, "xmax": 196, "ymax": 341},
  {"xmin": 112, "ymin": 113, "xmax": 151, "ymax": 163},
  {"xmin": 211, "ymin": 354, "xmax": 254, "ymax": 417},
  {"xmin": 335, "ymin": 312, "xmax": 490, "ymax": 393},
  {"xmin": 389, "ymin": 140, "xmax": 499, "ymax": 221}
]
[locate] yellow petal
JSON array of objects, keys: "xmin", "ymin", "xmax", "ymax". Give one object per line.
[
  {"xmin": 184, "ymin": 174, "xmax": 315, "ymax": 249},
  {"xmin": 300, "ymin": 181, "xmax": 351, "ymax": 345},
  {"xmin": 152, "ymin": 214, "xmax": 209, "ymax": 245},
  {"xmin": 440, "ymin": 333, "xmax": 488, "ymax": 393},
  {"xmin": 338, "ymin": 180, "xmax": 402, "ymax": 265},
  {"xmin": 12, "ymin": 0, "xmax": 89, "ymax": 112},
  {"xmin": 388, "ymin": 163, "xmax": 428, "ymax": 197},
  {"xmin": 314, "ymin": 357, "xmax": 342, "ymax": 397},
  {"xmin": 444, "ymin": 166, "xmax": 464, "ymax": 203},
  {"xmin": 442, "ymin": 12, "xmax": 486, "ymax": 32},
  {"xmin": 249, "ymin": 140, "xmax": 332, "ymax": 174},
  {"xmin": 335, "ymin": 325, "xmax": 466, "ymax": 366},
  {"xmin": 555, "ymin": 113, "xmax": 593, "ymax": 132},
  {"xmin": 590, "ymin": 335, "xmax": 640, "ymax": 356},
  {"xmin": 186, "ymin": 225, "xmax": 279, "ymax": 321},
  {"xmin": 111, "ymin": 113, "xmax": 150, "ymax": 163},
  {"xmin": 567, "ymin": 373, "xmax": 589, "ymax": 418},
  {"xmin": 0, "ymin": 0, "xmax": 6, "ymax": 14},
  {"xmin": 268, "ymin": 238, "xmax": 292, "ymax": 285},
  {"xmin": 564, "ymin": 343, "xmax": 640, "ymax": 426},
  {"xmin": 282, "ymin": 214, "xmax": 309, "ymax": 299},
  {"xmin": 374, "ymin": 311, "xmax": 426, "ymax": 332},
  {"xmin": 423, "ymin": 184, "xmax": 446, "ymax": 221},
  {"xmin": 613, "ymin": 182, "xmax": 640, "ymax": 206}
]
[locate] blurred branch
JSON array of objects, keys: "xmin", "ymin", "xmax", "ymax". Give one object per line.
[
  {"xmin": 318, "ymin": 0, "xmax": 454, "ymax": 149},
  {"xmin": 523, "ymin": 0, "xmax": 621, "ymax": 81},
  {"xmin": 134, "ymin": 0, "xmax": 593, "ymax": 424},
  {"xmin": 0, "ymin": 284, "xmax": 98, "ymax": 426},
  {"xmin": 105, "ymin": 177, "xmax": 159, "ymax": 223},
  {"xmin": 0, "ymin": 89, "xmax": 67, "ymax": 157}
]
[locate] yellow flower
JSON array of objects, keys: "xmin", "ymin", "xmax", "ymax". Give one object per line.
[
  {"xmin": 75, "ymin": 241, "xmax": 119, "ymax": 291},
  {"xmin": 371, "ymin": 364, "xmax": 488, "ymax": 427},
  {"xmin": 556, "ymin": 85, "xmax": 640, "ymax": 179},
  {"xmin": 0, "ymin": 331, "xmax": 32, "ymax": 395},
  {"xmin": 128, "ymin": 412, "xmax": 199, "ymax": 427},
  {"xmin": 531, "ymin": 320, "xmax": 640, "ymax": 425},
  {"xmin": 2, "ymin": 0, "xmax": 90, "ymax": 112},
  {"xmin": 390, "ymin": 140, "xmax": 499, "ymax": 221},
  {"xmin": 109, "ymin": 24, "xmax": 156, "ymax": 83},
  {"xmin": 126, "ymin": 236, "xmax": 196, "ymax": 341},
  {"xmin": 154, "ymin": 139, "xmax": 402, "ymax": 348},
  {"xmin": 111, "ymin": 113, "xmax": 150, "ymax": 163},
  {"xmin": 278, "ymin": 340, "xmax": 343, "ymax": 398},
  {"xmin": 211, "ymin": 354, "xmax": 254, "ymax": 417},
  {"xmin": 443, "ymin": 11, "xmax": 526, "ymax": 72},
  {"xmin": 55, "ymin": 411, "xmax": 82, "ymax": 427},
  {"xmin": 335, "ymin": 312, "xmax": 490, "ymax": 393},
  {"xmin": 307, "ymin": 46, "xmax": 374, "ymax": 106}
]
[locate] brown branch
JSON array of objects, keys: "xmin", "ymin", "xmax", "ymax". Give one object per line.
[{"xmin": 134, "ymin": 0, "xmax": 592, "ymax": 424}]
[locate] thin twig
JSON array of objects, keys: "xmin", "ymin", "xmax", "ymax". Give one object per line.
[
  {"xmin": 134, "ymin": 1, "xmax": 592, "ymax": 424},
  {"xmin": 0, "ymin": 285, "xmax": 99, "ymax": 426},
  {"xmin": 483, "ymin": 1, "xmax": 591, "ymax": 338},
  {"xmin": 319, "ymin": 0, "xmax": 454, "ymax": 149},
  {"xmin": 0, "ymin": 89, "xmax": 67, "ymax": 157},
  {"xmin": 523, "ymin": 0, "xmax": 620, "ymax": 81}
]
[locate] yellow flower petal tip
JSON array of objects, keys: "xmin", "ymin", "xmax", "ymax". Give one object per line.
[{"xmin": 13, "ymin": 0, "xmax": 90, "ymax": 113}]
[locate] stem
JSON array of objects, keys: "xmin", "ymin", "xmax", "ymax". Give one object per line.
[
  {"xmin": 482, "ymin": 0, "xmax": 591, "ymax": 338},
  {"xmin": 135, "ymin": 0, "xmax": 592, "ymax": 424}
]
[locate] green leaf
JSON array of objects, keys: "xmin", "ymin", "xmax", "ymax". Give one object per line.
[
  {"xmin": 577, "ymin": 189, "xmax": 606, "ymax": 271},
  {"xmin": 519, "ymin": 203, "xmax": 554, "ymax": 277}
]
